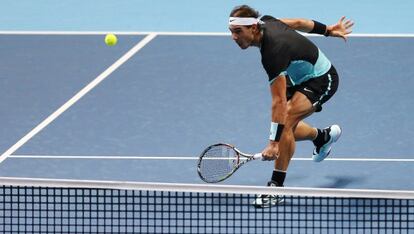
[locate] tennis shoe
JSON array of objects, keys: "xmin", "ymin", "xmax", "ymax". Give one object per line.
[
  {"xmin": 312, "ymin": 125, "xmax": 342, "ymax": 162},
  {"xmin": 253, "ymin": 181, "xmax": 284, "ymax": 208}
]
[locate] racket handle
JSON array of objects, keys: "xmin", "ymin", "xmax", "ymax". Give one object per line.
[{"xmin": 253, "ymin": 153, "xmax": 263, "ymax": 160}]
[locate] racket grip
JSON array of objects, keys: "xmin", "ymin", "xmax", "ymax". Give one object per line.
[{"xmin": 253, "ymin": 153, "xmax": 263, "ymax": 160}]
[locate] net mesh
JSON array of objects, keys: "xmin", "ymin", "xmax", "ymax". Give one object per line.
[{"xmin": 1, "ymin": 177, "xmax": 413, "ymax": 233}]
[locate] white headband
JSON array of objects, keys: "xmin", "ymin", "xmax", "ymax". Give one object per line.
[{"xmin": 229, "ymin": 17, "xmax": 263, "ymax": 26}]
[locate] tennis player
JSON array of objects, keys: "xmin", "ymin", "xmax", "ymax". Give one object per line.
[{"xmin": 228, "ymin": 5, "xmax": 353, "ymax": 208}]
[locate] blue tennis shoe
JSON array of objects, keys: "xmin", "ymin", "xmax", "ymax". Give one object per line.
[{"xmin": 312, "ymin": 125, "xmax": 342, "ymax": 162}]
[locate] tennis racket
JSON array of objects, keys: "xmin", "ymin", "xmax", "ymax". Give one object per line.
[{"xmin": 197, "ymin": 143, "xmax": 262, "ymax": 183}]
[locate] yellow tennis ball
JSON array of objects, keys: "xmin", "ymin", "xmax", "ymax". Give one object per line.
[{"xmin": 105, "ymin": 34, "xmax": 117, "ymax": 46}]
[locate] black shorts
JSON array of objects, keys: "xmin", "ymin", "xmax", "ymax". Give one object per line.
[{"xmin": 286, "ymin": 65, "xmax": 339, "ymax": 112}]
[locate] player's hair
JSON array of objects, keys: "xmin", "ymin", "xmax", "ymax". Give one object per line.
[
  {"xmin": 229, "ymin": 5, "xmax": 262, "ymax": 30},
  {"xmin": 229, "ymin": 5, "xmax": 260, "ymax": 18}
]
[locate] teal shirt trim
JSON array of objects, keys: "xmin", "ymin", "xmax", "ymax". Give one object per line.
[
  {"xmin": 286, "ymin": 49, "xmax": 331, "ymax": 85},
  {"xmin": 269, "ymin": 49, "xmax": 331, "ymax": 86}
]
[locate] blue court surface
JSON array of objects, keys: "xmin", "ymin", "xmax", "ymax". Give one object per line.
[
  {"xmin": 1, "ymin": 33, "xmax": 413, "ymax": 191},
  {"xmin": 0, "ymin": 1, "xmax": 413, "ymax": 191}
]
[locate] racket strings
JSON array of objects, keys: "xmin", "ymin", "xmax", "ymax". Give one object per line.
[{"xmin": 199, "ymin": 145, "xmax": 239, "ymax": 182}]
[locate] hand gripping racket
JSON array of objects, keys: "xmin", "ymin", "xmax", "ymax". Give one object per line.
[{"xmin": 197, "ymin": 143, "xmax": 262, "ymax": 183}]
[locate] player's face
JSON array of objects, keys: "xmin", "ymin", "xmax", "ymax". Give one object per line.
[{"xmin": 229, "ymin": 25, "xmax": 255, "ymax": 49}]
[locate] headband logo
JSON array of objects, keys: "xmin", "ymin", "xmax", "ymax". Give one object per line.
[{"xmin": 229, "ymin": 17, "xmax": 263, "ymax": 26}]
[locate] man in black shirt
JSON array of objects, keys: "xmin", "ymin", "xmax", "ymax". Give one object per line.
[{"xmin": 228, "ymin": 5, "xmax": 353, "ymax": 207}]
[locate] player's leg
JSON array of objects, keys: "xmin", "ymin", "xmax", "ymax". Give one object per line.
[
  {"xmin": 294, "ymin": 120, "xmax": 341, "ymax": 162},
  {"xmin": 290, "ymin": 66, "xmax": 341, "ymax": 160},
  {"xmin": 254, "ymin": 92, "xmax": 313, "ymax": 208},
  {"xmin": 294, "ymin": 121, "xmax": 317, "ymax": 141},
  {"xmin": 286, "ymin": 83, "xmax": 319, "ymax": 141},
  {"xmin": 275, "ymin": 91, "xmax": 315, "ymax": 172},
  {"xmin": 308, "ymin": 66, "xmax": 341, "ymax": 162}
]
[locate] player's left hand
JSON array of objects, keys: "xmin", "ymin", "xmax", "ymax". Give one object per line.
[{"xmin": 327, "ymin": 16, "xmax": 354, "ymax": 41}]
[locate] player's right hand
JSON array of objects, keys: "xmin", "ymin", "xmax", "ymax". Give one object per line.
[{"xmin": 261, "ymin": 142, "xmax": 279, "ymax": 161}]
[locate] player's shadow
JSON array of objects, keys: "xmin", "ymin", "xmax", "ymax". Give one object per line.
[{"xmin": 321, "ymin": 175, "xmax": 362, "ymax": 188}]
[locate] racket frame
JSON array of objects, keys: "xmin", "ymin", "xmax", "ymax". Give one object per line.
[{"xmin": 197, "ymin": 143, "xmax": 262, "ymax": 183}]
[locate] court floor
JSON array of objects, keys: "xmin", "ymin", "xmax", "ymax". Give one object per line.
[{"xmin": 0, "ymin": 33, "xmax": 413, "ymax": 190}]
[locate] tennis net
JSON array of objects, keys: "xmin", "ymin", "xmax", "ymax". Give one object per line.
[{"xmin": 0, "ymin": 177, "xmax": 413, "ymax": 233}]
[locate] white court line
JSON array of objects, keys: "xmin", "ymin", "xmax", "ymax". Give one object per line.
[
  {"xmin": 8, "ymin": 155, "xmax": 414, "ymax": 162},
  {"xmin": 0, "ymin": 31, "xmax": 414, "ymax": 37},
  {"xmin": 0, "ymin": 33, "xmax": 158, "ymax": 164}
]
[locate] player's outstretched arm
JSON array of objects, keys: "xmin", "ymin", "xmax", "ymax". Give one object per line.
[{"xmin": 280, "ymin": 17, "xmax": 354, "ymax": 41}]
